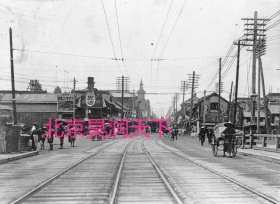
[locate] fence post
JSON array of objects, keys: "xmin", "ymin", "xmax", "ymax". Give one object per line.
[
  {"xmin": 277, "ymin": 134, "xmax": 279, "ymax": 152},
  {"xmin": 250, "ymin": 134, "xmax": 254, "ymax": 149},
  {"xmin": 263, "ymin": 136, "xmax": 267, "ymax": 147}
]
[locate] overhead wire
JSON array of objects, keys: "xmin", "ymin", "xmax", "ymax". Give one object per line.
[
  {"xmin": 100, "ymin": 0, "xmax": 123, "ymax": 75},
  {"xmin": 268, "ymin": 9, "xmax": 280, "ymax": 20},
  {"xmin": 113, "ymin": 0, "xmax": 129, "ymax": 78},
  {"xmin": 155, "ymin": 0, "xmax": 190, "ymax": 83},
  {"xmin": 204, "ymin": 43, "xmax": 235, "ymax": 91},
  {"xmin": 150, "ymin": 0, "xmax": 174, "ymax": 82}
]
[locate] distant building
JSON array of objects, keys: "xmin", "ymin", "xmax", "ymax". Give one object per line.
[
  {"xmin": 192, "ymin": 92, "xmax": 229, "ymax": 127},
  {"xmin": 0, "ymin": 93, "xmax": 57, "ymax": 126},
  {"xmin": 267, "ymin": 93, "xmax": 280, "ymax": 133},
  {"xmin": 136, "ymin": 79, "xmax": 150, "ymax": 118}
]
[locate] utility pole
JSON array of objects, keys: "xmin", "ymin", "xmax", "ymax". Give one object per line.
[
  {"xmin": 251, "ymin": 11, "xmax": 258, "ymax": 132},
  {"xmin": 257, "ymin": 50, "xmax": 261, "ymax": 134},
  {"xmin": 218, "ymin": 58, "xmax": 222, "ymax": 123},
  {"xmin": 233, "ymin": 40, "xmax": 241, "ymax": 126},
  {"xmin": 203, "ymin": 90, "xmax": 206, "ymax": 127},
  {"xmin": 228, "ymin": 81, "xmax": 233, "ymax": 121},
  {"xmin": 187, "ymin": 72, "xmax": 199, "ymax": 133},
  {"xmin": 175, "ymin": 93, "xmax": 178, "ymax": 113},
  {"xmin": 121, "ymin": 75, "xmax": 124, "ymax": 118},
  {"xmin": 257, "ymin": 38, "xmax": 266, "ymax": 133},
  {"xmin": 181, "ymin": 80, "xmax": 188, "ymax": 119},
  {"xmin": 73, "ymin": 77, "xmax": 77, "ymax": 119},
  {"xmin": 189, "ymin": 71, "xmax": 195, "ymax": 131},
  {"xmin": 9, "ymin": 28, "xmax": 17, "ymax": 124},
  {"xmin": 241, "ymin": 11, "xmax": 268, "ymax": 134},
  {"xmin": 132, "ymin": 90, "xmax": 135, "ymax": 117},
  {"xmin": 181, "ymin": 80, "xmax": 188, "ymax": 104},
  {"xmin": 260, "ymin": 56, "xmax": 269, "ymax": 133}
]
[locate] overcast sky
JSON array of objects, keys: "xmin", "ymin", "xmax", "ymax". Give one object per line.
[{"xmin": 0, "ymin": 0, "xmax": 279, "ymax": 117}]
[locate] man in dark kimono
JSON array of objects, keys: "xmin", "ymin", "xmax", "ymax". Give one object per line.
[
  {"xmin": 222, "ymin": 122, "xmax": 236, "ymax": 157},
  {"xmin": 198, "ymin": 126, "xmax": 207, "ymax": 146}
]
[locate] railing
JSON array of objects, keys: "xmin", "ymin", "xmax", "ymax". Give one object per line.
[{"xmin": 240, "ymin": 134, "xmax": 280, "ymax": 152}]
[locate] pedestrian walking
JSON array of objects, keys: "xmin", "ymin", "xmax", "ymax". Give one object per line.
[
  {"xmin": 29, "ymin": 122, "xmax": 38, "ymax": 151},
  {"xmin": 170, "ymin": 125, "xmax": 179, "ymax": 141},
  {"xmin": 198, "ymin": 126, "xmax": 207, "ymax": 146},
  {"xmin": 207, "ymin": 128, "xmax": 214, "ymax": 144},
  {"xmin": 58, "ymin": 125, "xmax": 65, "ymax": 149},
  {"xmin": 170, "ymin": 129, "xmax": 175, "ymax": 141},
  {"xmin": 38, "ymin": 125, "xmax": 46, "ymax": 150},
  {"xmin": 46, "ymin": 126, "xmax": 54, "ymax": 151},
  {"xmin": 67, "ymin": 129, "xmax": 76, "ymax": 147},
  {"xmin": 173, "ymin": 125, "xmax": 179, "ymax": 140}
]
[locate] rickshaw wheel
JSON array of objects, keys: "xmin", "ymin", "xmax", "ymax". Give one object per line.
[
  {"xmin": 232, "ymin": 143, "xmax": 238, "ymax": 157},
  {"xmin": 211, "ymin": 144, "xmax": 218, "ymax": 156}
]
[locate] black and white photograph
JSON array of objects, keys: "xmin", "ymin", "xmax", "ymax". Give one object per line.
[{"xmin": 0, "ymin": 0, "xmax": 279, "ymax": 203}]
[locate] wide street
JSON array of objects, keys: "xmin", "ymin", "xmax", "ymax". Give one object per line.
[{"xmin": 0, "ymin": 134, "xmax": 279, "ymax": 204}]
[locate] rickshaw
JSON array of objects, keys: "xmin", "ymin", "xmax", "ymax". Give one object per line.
[{"xmin": 211, "ymin": 123, "xmax": 243, "ymax": 157}]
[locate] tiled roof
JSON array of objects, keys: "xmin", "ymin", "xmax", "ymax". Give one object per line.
[
  {"xmin": 243, "ymin": 111, "xmax": 265, "ymax": 117},
  {"xmin": 268, "ymin": 104, "xmax": 280, "ymax": 114},
  {"xmin": 0, "ymin": 104, "xmax": 13, "ymax": 111},
  {"xmin": 0, "ymin": 93, "xmax": 58, "ymax": 103}
]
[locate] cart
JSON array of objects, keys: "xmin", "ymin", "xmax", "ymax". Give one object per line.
[{"xmin": 211, "ymin": 123, "xmax": 243, "ymax": 157}]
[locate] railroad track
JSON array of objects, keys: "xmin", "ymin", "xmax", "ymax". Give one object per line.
[
  {"xmin": 11, "ymin": 138, "xmax": 184, "ymax": 204},
  {"xmin": 11, "ymin": 140, "xmax": 124, "ymax": 204},
  {"xmin": 153, "ymin": 138, "xmax": 279, "ymax": 204},
  {"xmin": 109, "ymin": 139, "xmax": 183, "ymax": 204},
  {"xmin": 11, "ymin": 136, "xmax": 278, "ymax": 204}
]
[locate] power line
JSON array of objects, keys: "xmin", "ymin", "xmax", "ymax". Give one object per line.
[
  {"xmin": 205, "ymin": 43, "xmax": 235, "ymax": 91},
  {"xmin": 150, "ymin": 0, "xmax": 174, "ymax": 82},
  {"xmin": 113, "ymin": 0, "xmax": 129, "ymax": 77},
  {"xmin": 268, "ymin": 9, "xmax": 280, "ymax": 20},
  {"xmin": 100, "ymin": 0, "xmax": 123, "ymax": 75},
  {"xmin": 157, "ymin": 0, "xmax": 190, "ymax": 59},
  {"xmin": 267, "ymin": 19, "xmax": 280, "ymax": 30},
  {"xmin": 155, "ymin": 0, "xmax": 190, "ymax": 83},
  {"xmin": 11, "ymin": 48, "xmax": 238, "ymax": 62},
  {"xmin": 13, "ymin": 48, "xmax": 112, "ymax": 59}
]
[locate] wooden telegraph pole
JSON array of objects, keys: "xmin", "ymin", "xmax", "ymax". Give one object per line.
[
  {"xmin": 9, "ymin": 28, "xmax": 17, "ymax": 124},
  {"xmin": 228, "ymin": 81, "xmax": 233, "ymax": 121},
  {"xmin": 189, "ymin": 71, "xmax": 195, "ymax": 131},
  {"xmin": 121, "ymin": 76, "xmax": 124, "ymax": 118},
  {"xmin": 233, "ymin": 40, "xmax": 241, "ymax": 126},
  {"xmin": 203, "ymin": 90, "xmax": 206, "ymax": 127},
  {"xmin": 250, "ymin": 11, "xmax": 258, "ymax": 133},
  {"xmin": 260, "ymin": 55, "xmax": 269, "ymax": 133},
  {"xmin": 73, "ymin": 77, "xmax": 77, "ymax": 119},
  {"xmin": 241, "ymin": 11, "xmax": 268, "ymax": 135},
  {"xmin": 218, "ymin": 58, "xmax": 222, "ymax": 123}
]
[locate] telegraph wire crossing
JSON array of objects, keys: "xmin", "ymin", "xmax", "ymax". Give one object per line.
[{"xmin": 12, "ymin": 48, "xmax": 236, "ymax": 62}]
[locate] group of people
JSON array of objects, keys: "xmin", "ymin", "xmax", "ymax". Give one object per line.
[
  {"xmin": 29, "ymin": 122, "xmax": 76, "ymax": 151},
  {"xmin": 198, "ymin": 122, "xmax": 238, "ymax": 157},
  {"xmin": 170, "ymin": 125, "xmax": 179, "ymax": 141},
  {"xmin": 198, "ymin": 126, "xmax": 214, "ymax": 146}
]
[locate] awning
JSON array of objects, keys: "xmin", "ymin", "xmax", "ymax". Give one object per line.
[
  {"xmin": 243, "ymin": 111, "xmax": 265, "ymax": 118},
  {"xmin": 268, "ymin": 105, "xmax": 280, "ymax": 114},
  {"xmin": 0, "ymin": 104, "xmax": 13, "ymax": 111},
  {"xmin": 114, "ymin": 101, "xmax": 130, "ymax": 111}
]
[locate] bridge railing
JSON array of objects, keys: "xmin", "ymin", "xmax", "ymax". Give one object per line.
[{"xmin": 240, "ymin": 134, "xmax": 280, "ymax": 152}]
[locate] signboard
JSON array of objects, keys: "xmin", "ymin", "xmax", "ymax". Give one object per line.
[
  {"xmin": 57, "ymin": 93, "xmax": 74, "ymax": 112},
  {"xmin": 80, "ymin": 91, "xmax": 104, "ymax": 108},
  {"xmin": 86, "ymin": 91, "xmax": 96, "ymax": 107},
  {"xmin": 57, "ymin": 94, "xmax": 74, "ymax": 101}
]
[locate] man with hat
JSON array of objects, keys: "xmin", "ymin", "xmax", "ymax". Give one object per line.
[
  {"xmin": 30, "ymin": 122, "xmax": 38, "ymax": 151},
  {"xmin": 198, "ymin": 126, "xmax": 207, "ymax": 146},
  {"xmin": 221, "ymin": 122, "xmax": 236, "ymax": 157}
]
